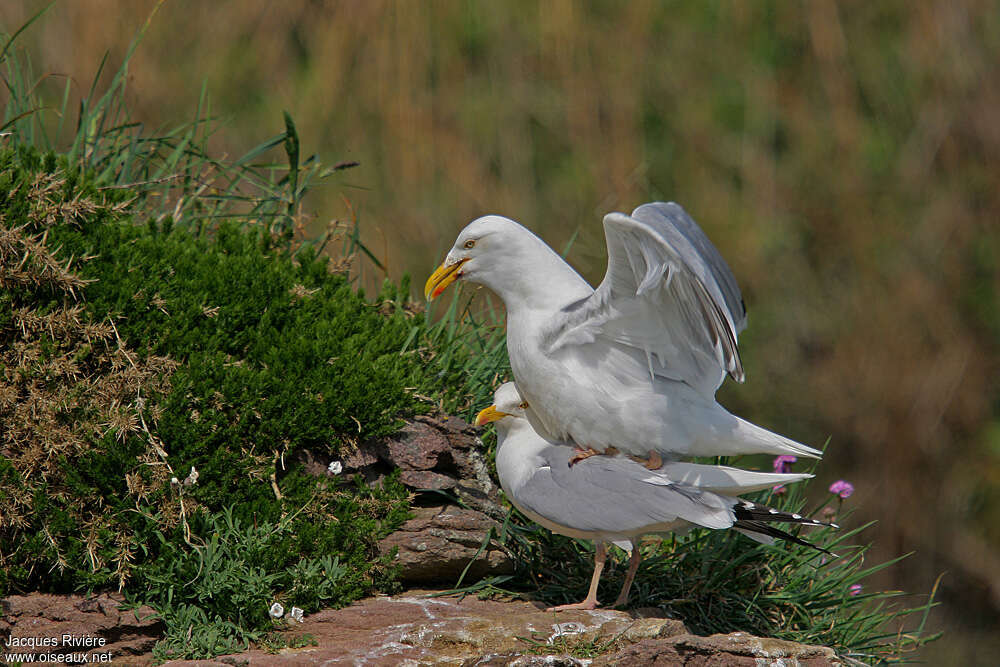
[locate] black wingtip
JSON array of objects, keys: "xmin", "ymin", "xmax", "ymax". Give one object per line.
[
  {"xmin": 735, "ymin": 520, "xmax": 837, "ymax": 557},
  {"xmin": 732, "ymin": 499, "xmax": 838, "ymax": 557},
  {"xmin": 733, "ymin": 500, "xmax": 838, "ymax": 529}
]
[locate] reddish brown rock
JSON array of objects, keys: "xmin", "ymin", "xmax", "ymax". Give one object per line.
[
  {"xmin": 598, "ymin": 632, "xmax": 843, "ymax": 666},
  {"xmin": 399, "ymin": 468, "xmax": 460, "ymax": 490},
  {"xmin": 378, "ymin": 505, "xmax": 515, "ymax": 583},
  {"xmin": 303, "ymin": 414, "xmax": 500, "ymax": 510},
  {"xmin": 156, "ymin": 593, "xmax": 841, "ymax": 667},
  {"xmin": 160, "ymin": 591, "xmax": 688, "ymax": 666},
  {"xmin": 465, "ymin": 654, "xmax": 585, "ymax": 666},
  {"xmin": 0, "ymin": 593, "xmax": 162, "ymax": 663},
  {"xmin": 1, "ymin": 591, "xmax": 843, "ymax": 666},
  {"xmin": 383, "ymin": 419, "xmax": 452, "ymax": 470}
]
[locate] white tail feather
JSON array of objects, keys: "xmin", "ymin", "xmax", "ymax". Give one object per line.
[
  {"xmin": 659, "ymin": 462, "xmax": 812, "ymax": 495},
  {"xmin": 733, "ymin": 418, "xmax": 822, "ymax": 458}
]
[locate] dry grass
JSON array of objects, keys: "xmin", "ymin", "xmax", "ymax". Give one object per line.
[{"xmin": 0, "ymin": 166, "xmax": 177, "ymax": 589}]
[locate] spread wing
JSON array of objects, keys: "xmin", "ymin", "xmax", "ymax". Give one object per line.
[{"xmin": 546, "ymin": 202, "xmax": 747, "ymax": 397}]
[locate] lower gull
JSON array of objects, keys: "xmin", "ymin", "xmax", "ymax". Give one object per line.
[{"xmin": 475, "ymin": 382, "xmax": 836, "ymax": 611}]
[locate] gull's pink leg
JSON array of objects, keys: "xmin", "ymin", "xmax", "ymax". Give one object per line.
[
  {"xmin": 546, "ymin": 542, "xmax": 607, "ymax": 611},
  {"xmin": 612, "ymin": 543, "xmax": 642, "ymax": 607}
]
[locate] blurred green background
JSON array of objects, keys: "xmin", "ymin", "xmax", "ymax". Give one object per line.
[{"xmin": 2, "ymin": 1, "xmax": 998, "ymax": 662}]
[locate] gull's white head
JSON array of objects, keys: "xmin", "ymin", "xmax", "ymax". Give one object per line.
[
  {"xmin": 474, "ymin": 382, "xmax": 528, "ymax": 427},
  {"xmin": 424, "ymin": 215, "xmax": 589, "ymax": 308},
  {"xmin": 424, "ymin": 215, "xmax": 533, "ymax": 300}
]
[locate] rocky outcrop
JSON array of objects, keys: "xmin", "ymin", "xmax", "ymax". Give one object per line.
[
  {"xmin": 370, "ymin": 416, "xmax": 515, "ymax": 583},
  {"xmin": 158, "ymin": 591, "xmax": 842, "ymax": 666},
  {"xmin": 608, "ymin": 633, "xmax": 843, "ymax": 666},
  {"xmin": 299, "ymin": 413, "xmax": 515, "ymax": 584},
  {"xmin": 0, "ymin": 593, "xmax": 162, "ymax": 663},
  {"xmin": 0, "ymin": 592, "xmax": 843, "ymax": 666},
  {"xmin": 378, "ymin": 505, "xmax": 515, "ymax": 584},
  {"xmin": 361, "ymin": 414, "xmax": 501, "ymax": 511}
]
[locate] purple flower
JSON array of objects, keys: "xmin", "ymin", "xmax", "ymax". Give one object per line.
[
  {"xmin": 829, "ymin": 480, "xmax": 854, "ymax": 499},
  {"xmin": 773, "ymin": 455, "xmax": 798, "ymax": 474},
  {"xmin": 848, "ymin": 583, "xmax": 862, "ymax": 596},
  {"xmin": 772, "ymin": 485, "xmax": 787, "ymax": 496}
]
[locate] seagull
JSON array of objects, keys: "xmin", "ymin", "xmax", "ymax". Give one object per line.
[
  {"xmin": 475, "ymin": 383, "xmax": 834, "ymax": 611},
  {"xmin": 427, "ymin": 202, "xmax": 820, "ymax": 467}
]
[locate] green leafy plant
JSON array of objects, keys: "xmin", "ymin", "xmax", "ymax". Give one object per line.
[{"xmin": 136, "ymin": 506, "xmax": 358, "ymax": 661}]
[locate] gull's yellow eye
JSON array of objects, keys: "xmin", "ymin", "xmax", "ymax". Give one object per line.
[
  {"xmin": 464, "ymin": 239, "xmax": 476, "ymax": 249},
  {"xmin": 518, "ymin": 401, "xmax": 529, "ymax": 409}
]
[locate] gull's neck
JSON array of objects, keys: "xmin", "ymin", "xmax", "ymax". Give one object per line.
[
  {"xmin": 480, "ymin": 229, "xmax": 592, "ymax": 317},
  {"xmin": 496, "ymin": 419, "xmax": 548, "ymax": 461}
]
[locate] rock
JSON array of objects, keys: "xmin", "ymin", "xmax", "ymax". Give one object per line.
[
  {"xmin": 598, "ymin": 631, "xmax": 844, "ymax": 666},
  {"xmin": 156, "ymin": 593, "xmax": 841, "ymax": 666},
  {"xmin": 381, "ymin": 415, "xmax": 501, "ymax": 508},
  {"xmin": 465, "ymin": 654, "xmax": 585, "ymax": 666},
  {"xmin": 159, "ymin": 591, "xmax": 690, "ymax": 666},
  {"xmin": 383, "ymin": 418, "xmax": 453, "ymax": 470},
  {"xmin": 302, "ymin": 414, "xmax": 502, "ymax": 513},
  {"xmin": 0, "ymin": 592, "xmax": 163, "ymax": 663},
  {"xmin": 378, "ymin": 505, "xmax": 515, "ymax": 584},
  {"xmin": 1, "ymin": 591, "xmax": 843, "ymax": 666},
  {"xmin": 296, "ymin": 413, "xmax": 513, "ymax": 585},
  {"xmin": 399, "ymin": 469, "xmax": 460, "ymax": 490}
]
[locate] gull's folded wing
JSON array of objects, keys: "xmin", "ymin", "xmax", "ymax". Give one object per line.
[{"xmin": 513, "ymin": 447, "xmax": 737, "ymax": 535}]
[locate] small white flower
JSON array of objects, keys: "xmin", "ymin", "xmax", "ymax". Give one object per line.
[
  {"xmin": 327, "ymin": 460, "xmax": 343, "ymax": 475},
  {"xmin": 183, "ymin": 466, "xmax": 199, "ymax": 486},
  {"xmin": 289, "ymin": 606, "xmax": 304, "ymax": 622},
  {"xmin": 269, "ymin": 602, "xmax": 284, "ymax": 619},
  {"xmin": 170, "ymin": 477, "xmax": 180, "ymax": 486}
]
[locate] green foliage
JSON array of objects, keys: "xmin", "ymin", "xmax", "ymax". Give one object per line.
[
  {"xmin": 135, "ymin": 506, "xmax": 373, "ymax": 661},
  {"xmin": 0, "ymin": 139, "xmax": 421, "ymax": 650},
  {"xmin": 421, "ymin": 289, "xmax": 510, "ymax": 419},
  {"xmin": 0, "ymin": 134, "xmax": 431, "ymax": 657}
]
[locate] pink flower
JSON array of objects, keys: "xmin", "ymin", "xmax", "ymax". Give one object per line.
[
  {"xmin": 829, "ymin": 480, "xmax": 854, "ymax": 499},
  {"xmin": 772, "ymin": 485, "xmax": 787, "ymax": 496},
  {"xmin": 848, "ymin": 583, "xmax": 862, "ymax": 596},
  {"xmin": 772, "ymin": 455, "xmax": 797, "ymax": 474}
]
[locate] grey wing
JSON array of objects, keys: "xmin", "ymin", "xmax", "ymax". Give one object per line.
[
  {"xmin": 512, "ymin": 446, "xmax": 736, "ymax": 534},
  {"xmin": 633, "ymin": 202, "xmax": 747, "ymax": 334},
  {"xmin": 547, "ymin": 202, "xmax": 746, "ymax": 397}
]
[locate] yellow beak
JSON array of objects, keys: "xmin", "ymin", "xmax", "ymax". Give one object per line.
[
  {"xmin": 424, "ymin": 258, "xmax": 469, "ymax": 300},
  {"xmin": 474, "ymin": 405, "xmax": 508, "ymax": 427}
]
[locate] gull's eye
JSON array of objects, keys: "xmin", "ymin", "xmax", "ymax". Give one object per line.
[
  {"xmin": 463, "ymin": 239, "xmax": 476, "ymax": 249},
  {"xmin": 518, "ymin": 401, "xmax": 529, "ymax": 409}
]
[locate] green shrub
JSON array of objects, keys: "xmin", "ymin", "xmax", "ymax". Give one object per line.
[
  {"xmin": 137, "ymin": 501, "xmax": 398, "ymax": 661},
  {"xmin": 0, "ymin": 144, "xmax": 435, "ymax": 654}
]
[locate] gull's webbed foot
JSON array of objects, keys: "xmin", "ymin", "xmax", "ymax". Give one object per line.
[
  {"xmin": 546, "ymin": 599, "xmax": 600, "ymax": 612},
  {"xmin": 568, "ymin": 447, "xmax": 602, "ymax": 467},
  {"xmin": 629, "ymin": 449, "xmax": 663, "ymax": 470},
  {"xmin": 568, "ymin": 446, "xmax": 621, "ymax": 466}
]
